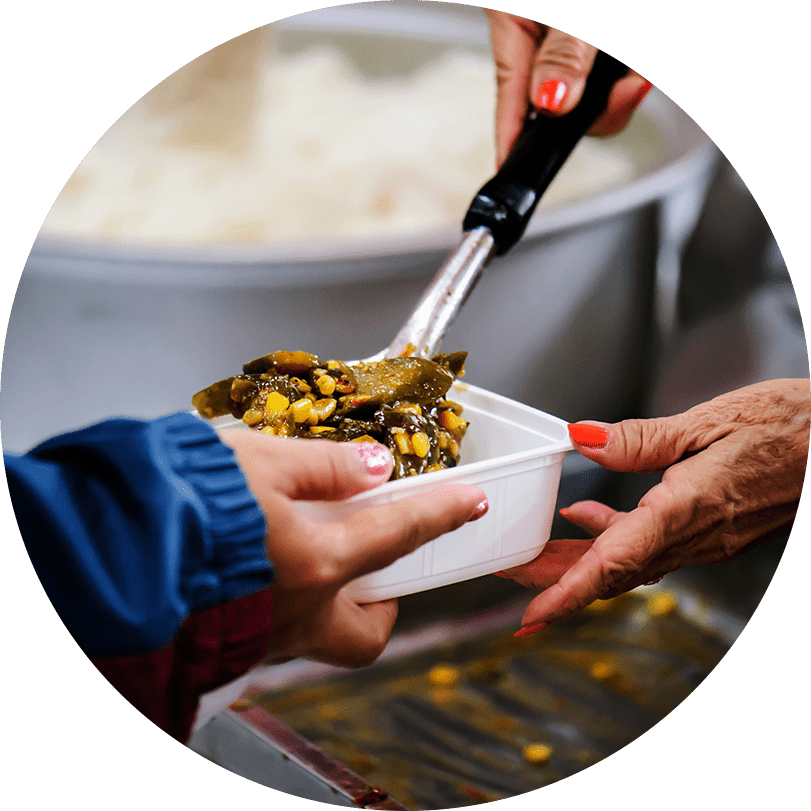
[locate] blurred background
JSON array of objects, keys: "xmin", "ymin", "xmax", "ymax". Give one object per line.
[{"xmin": 1, "ymin": 2, "xmax": 806, "ymax": 807}]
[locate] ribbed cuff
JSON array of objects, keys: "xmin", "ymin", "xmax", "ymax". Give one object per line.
[{"xmin": 156, "ymin": 413, "xmax": 272, "ymax": 610}]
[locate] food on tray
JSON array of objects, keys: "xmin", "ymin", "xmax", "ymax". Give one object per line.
[
  {"xmin": 645, "ymin": 591, "xmax": 677, "ymax": 617},
  {"xmin": 588, "ymin": 660, "xmax": 617, "ymax": 681},
  {"xmin": 427, "ymin": 664, "xmax": 460, "ymax": 688},
  {"xmin": 522, "ymin": 743, "xmax": 553, "ymax": 764},
  {"xmin": 192, "ymin": 350, "xmax": 468, "ymax": 480}
]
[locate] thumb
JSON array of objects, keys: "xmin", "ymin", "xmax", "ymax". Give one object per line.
[
  {"xmin": 531, "ymin": 28, "xmax": 597, "ymax": 116},
  {"xmin": 567, "ymin": 412, "xmax": 706, "ymax": 474},
  {"xmin": 219, "ymin": 430, "xmax": 394, "ymax": 501}
]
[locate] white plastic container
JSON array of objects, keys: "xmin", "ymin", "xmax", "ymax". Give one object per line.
[{"xmin": 209, "ymin": 382, "xmax": 572, "ymax": 601}]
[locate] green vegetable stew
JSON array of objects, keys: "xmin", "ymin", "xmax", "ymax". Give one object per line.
[{"xmin": 192, "ymin": 350, "xmax": 468, "ymax": 480}]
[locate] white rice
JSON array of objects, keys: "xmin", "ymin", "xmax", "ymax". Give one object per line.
[{"xmin": 41, "ymin": 30, "xmax": 653, "ymax": 246}]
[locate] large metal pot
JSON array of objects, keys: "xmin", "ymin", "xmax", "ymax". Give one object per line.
[{"xmin": 0, "ymin": 2, "xmax": 717, "ymax": 454}]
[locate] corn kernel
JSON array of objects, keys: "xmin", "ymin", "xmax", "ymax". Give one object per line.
[
  {"xmin": 393, "ymin": 431, "xmax": 412, "ymax": 456},
  {"xmin": 290, "ymin": 398, "xmax": 313, "ymax": 423},
  {"xmin": 439, "ymin": 410, "xmax": 463, "ymax": 432},
  {"xmin": 350, "ymin": 435, "xmax": 377, "ymax": 443},
  {"xmin": 647, "ymin": 592, "xmax": 677, "ymax": 617},
  {"xmin": 312, "ymin": 398, "xmax": 337, "ymax": 421},
  {"xmin": 411, "ymin": 432, "xmax": 430, "ymax": 458},
  {"xmin": 309, "ymin": 426, "xmax": 336, "ymax": 435},
  {"xmin": 316, "ymin": 375, "xmax": 337, "ymax": 396},
  {"xmin": 589, "ymin": 660, "xmax": 616, "ymax": 680},
  {"xmin": 264, "ymin": 391, "xmax": 290, "ymax": 418},
  {"xmin": 397, "ymin": 403, "xmax": 421, "ymax": 415},
  {"xmin": 522, "ymin": 743, "xmax": 553, "ymax": 764},
  {"xmin": 242, "ymin": 408, "xmax": 264, "ymax": 426},
  {"xmin": 326, "ymin": 360, "xmax": 341, "ymax": 371},
  {"xmin": 427, "ymin": 664, "xmax": 459, "ymax": 687}
]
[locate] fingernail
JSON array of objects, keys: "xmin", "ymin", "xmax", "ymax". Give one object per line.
[
  {"xmin": 350, "ymin": 442, "xmax": 391, "ymax": 478},
  {"xmin": 514, "ymin": 621, "xmax": 550, "ymax": 638},
  {"xmin": 492, "ymin": 571, "xmax": 509, "ymax": 579},
  {"xmin": 559, "ymin": 507, "xmax": 570, "ymax": 519},
  {"xmin": 568, "ymin": 423, "xmax": 609, "ymax": 448},
  {"xmin": 630, "ymin": 80, "xmax": 653, "ymax": 110},
  {"xmin": 470, "ymin": 498, "xmax": 489, "ymax": 521},
  {"xmin": 535, "ymin": 79, "xmax": 567, "ymax": 112}
]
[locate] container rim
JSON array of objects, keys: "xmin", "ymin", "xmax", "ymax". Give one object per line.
[{"xmin": 203, "ymin": 381, "xmax": 575, "ymax": 503}]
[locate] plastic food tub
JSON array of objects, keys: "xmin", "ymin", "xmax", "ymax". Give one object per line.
[{"xmin": 206, "ymin": 382, "xmax": 572, "ymax": 601}]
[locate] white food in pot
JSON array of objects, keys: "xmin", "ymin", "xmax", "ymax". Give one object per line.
[{"xmin": 41, "ymin": 27, "xmax": 656, "ymax": 247}]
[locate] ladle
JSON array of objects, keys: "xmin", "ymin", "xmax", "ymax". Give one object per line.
[{"xmin": 354, "ymin": 50, "xmax": 628, "ymax": 365}]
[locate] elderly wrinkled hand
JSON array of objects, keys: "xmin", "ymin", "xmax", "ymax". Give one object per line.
[
  {"xmin": 486, "ymin": 10, "xmax": 653, "ymax": 166},
  {"xmin": 219, "ymin": 431, "xmax": 488, "ymax": 666},
  {"xmin": 496, "ymin": 379, "xmax": 810, "ymax": 636}
]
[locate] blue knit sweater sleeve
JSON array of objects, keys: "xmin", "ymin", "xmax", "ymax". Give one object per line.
[{"xmin": 5, "ymin": 412, "xmax": 271, "ymax": 659}]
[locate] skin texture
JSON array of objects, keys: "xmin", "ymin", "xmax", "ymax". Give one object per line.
[
  {"xmin": 486, "ymin": 11, "xmax": 652, "ymax": 165},
  {"xmin": 498, "ymin": 379, "xmax": 810, "ymax": 633},
  {"xmin": 218, "ymin": 431, "xmax": 487, "ymax": 666}
]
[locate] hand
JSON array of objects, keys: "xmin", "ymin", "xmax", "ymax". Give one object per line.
[
  {"xmin": 486, "ymin": 11, "xmax": 653, "ymax": 166},
  {"xmin": 219, "ymin": 431, "xmax": 488, "ymax": 665},
  {"xmin": 498, "ymin": 379, "xmax": 810, "ymax": 635}
]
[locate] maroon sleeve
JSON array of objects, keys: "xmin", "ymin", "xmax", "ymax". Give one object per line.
[{"xmin": 93, "ymin": 587, "xmax": 273, "ymax": 742}]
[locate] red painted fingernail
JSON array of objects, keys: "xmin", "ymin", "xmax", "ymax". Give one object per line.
[
  {"xmin": 630, "ymin": 80, "xmax": 653, "ymax": 110},
  {"xmin": 559, "ymin": 507, "xmax": 570, "ymax": 519},
  {"xmin": 350, "ymin": 442, "xmax": 392, "ymax": 477},
  {"xmin": 470, "ymin": 498, "xmax": 489, "ymax": 521},
  {"xmin": 568, "ymin": 423, "xmax": 609, "ymax": 448},
  {"xmin": 514, "ymin": 621, "xmax": 550, "ymax": 638},
  {"xmin": 535, "ymin": 79, "xmax": 567, "ymax": 112},
  {"xmin": 492, "ymin": 571, "xmax": 509, "ymax": 579}
]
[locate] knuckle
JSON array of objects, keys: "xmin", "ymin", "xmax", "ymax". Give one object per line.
[
  {"xmin": 593, "ymin": 506, "xmax": 658, "ymax": 593},
  {"xmin": 298, "ymin": 525, "xmax": 345, "ymax": 590},
  {"xmin": 320, "ymin": 445, "xmax": 355, "ymax": 495},
  {"xmin": 591, "ymin": 547, "xmax": 634, "ymax": 594},
  {"xmin": 536, "ymin": 37, "xmax": 592, "ymax": 74},
  {"xmin": 615, "ymin": 416, "xmax": 681, "ymax": 471}
]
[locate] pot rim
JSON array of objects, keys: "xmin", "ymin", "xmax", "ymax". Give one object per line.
[{"xmin": 26, "ymin": 2, "xmax": 720, "ymax": 286}]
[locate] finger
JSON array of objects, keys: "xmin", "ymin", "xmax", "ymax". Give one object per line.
[
  {"xmin": 561, "ymin": 500, "xmax": 624, "ymax": 535},
  {"xmin": 567, "ymin": 410, "xmax": 718, "ymax": 474},
  {"xmin": 588, "ymin": 73, "xmax": 652, "ymax": 136},
  {"xmin": 518, "ymin": 505, "xmax": 660, "ymax": 629},
  {"xmin": 499, "ymin": 537, "xmax": 594, "ymax": 590},
  {"xmin": 530, "ymin": 28, "xmax": 597, "ymax": 116},
  {"xmin": 219, "ymin": 430, "xmax": 393, "ymax": 501},
  {"xmin": 308, "ymin": 596, "xmax": 399, "ymax": 668},
  {"xmin": 486, "ymin": 11, "xmax": 543, "ymax": 165},
  {"xmin": 566, "ymin": 384, "xmax": 789, "ymax": 472},
  {"xmin": 331, "ymin": 484, "xmax": 487, "ymax": 584}
]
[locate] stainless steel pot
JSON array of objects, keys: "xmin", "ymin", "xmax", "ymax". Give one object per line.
[{"xmin": 0, "ymin": 2, "xmax": 717, "ymax": 453}]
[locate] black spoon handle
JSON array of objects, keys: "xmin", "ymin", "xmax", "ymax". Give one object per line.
[{"xmin": 462, "ymin": 50, "xmax": 628, "ymax": 256}]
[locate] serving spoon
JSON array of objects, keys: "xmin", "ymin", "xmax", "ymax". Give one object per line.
[{"xmin": 353, "ymin": 50, "xmax": 628, "ymax": 366}]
